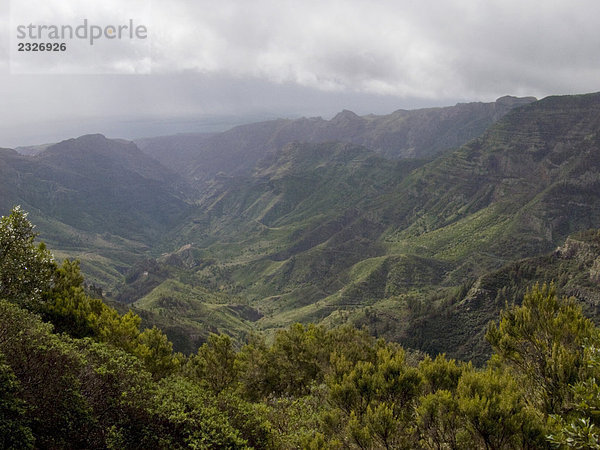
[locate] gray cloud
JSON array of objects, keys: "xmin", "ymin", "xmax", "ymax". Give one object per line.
[{"xmin": 1, "ymin": 0, "xmax": 599, "ymax": 147}]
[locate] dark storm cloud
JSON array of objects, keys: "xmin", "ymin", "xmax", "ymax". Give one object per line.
[{"xmin": 1, "ymin": 0, "xmax": 599, "ymax": 146}]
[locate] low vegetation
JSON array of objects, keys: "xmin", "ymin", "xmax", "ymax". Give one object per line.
[{"xmin": 3, "ymin": 208, "xmax": 600, "ymax": 448}]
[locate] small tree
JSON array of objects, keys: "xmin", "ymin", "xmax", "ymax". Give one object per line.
[
  {"xmin": 486, "ymin": 283, "xmax": 594, "ymax": 414},
  {"xmin": 187, "ymin": 333, "xmax": 238, "ymax": 394},
  {"xmin": 548, "ymin": 340, "xmax": 600, "ymax": 448},
  {"xmin": 0, "ymin": 351, "xmax": 34, "ymax": 449},
  {"xmin": 0, "ymin": 206, "xmax": 54, "ymax": 306},
  {"xmin": 457, "ymin": 368, "xmax": 545, "ymax": 449}
]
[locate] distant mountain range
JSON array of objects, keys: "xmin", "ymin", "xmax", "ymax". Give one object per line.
[
  {"xmin": 135, "ymin": 95, "xmax": 535, "ymax": 184},
  {"xmin": 4, "ymin": 92, "xmax": 600, "ymax": 361}
]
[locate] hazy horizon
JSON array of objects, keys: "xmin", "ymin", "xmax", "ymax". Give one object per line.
[{"xmin": 2, "ymin": 0, "xmax": 599, "ymax": 147}]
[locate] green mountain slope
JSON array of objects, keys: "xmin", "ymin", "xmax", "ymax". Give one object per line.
[
  {"xmin": 136, "ymin": 96, "xmax": 535, "ymax": 183},
  {"xmin": 137, "ymin": 93, "xmax": 600, "ymax": 334},
  {"xmin": 145, "ymin": 143, "xmax": 424, "ymax": 315},
  {"xmin": 130, "ymin": 92, "xmax": 600, "ymax": 354},
  {"xmin": 396, "ymin": 228, "xmax": 600, "ymax": 364},
  {"xmin": 5, "ymin": 93, "xmax": 600, "ymax": 360},
  {"xmin": 32, "ymin": 134, "xmax": 190, "ymax": 240},
  {"xmin": 0, "ymin": 134, "xmax": 191, "ymax": 286}
]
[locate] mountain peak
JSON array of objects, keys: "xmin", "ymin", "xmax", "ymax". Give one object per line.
[
  {"xmin": 495, "ymin": 95, "xmax": 537, "ymax": 107},
  {"xmin": 0, "ymin": 147, "xmax": 18, "ymax": 157},
  {"xmin": 42, "ymin": 134, "xmax": 137, "ymax": 158},
  {"xmin": 76, "ymin": 133, "xmax": 108, "ymax": 141},
  {"xmin": 34, "ymin": 133, "xmax": 182, "ymax": 187},
  {"xmin": 331, "ymin": 109, "xmax": 361, "ymax": 123},
  {"xmin": 56, "ymin": 133, "xmax": 111, "ymax": 148}
]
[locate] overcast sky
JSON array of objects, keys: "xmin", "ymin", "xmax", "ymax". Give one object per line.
[{"xmin": 1, "ymin": 0, "xmax": 599, "ymax": 147}]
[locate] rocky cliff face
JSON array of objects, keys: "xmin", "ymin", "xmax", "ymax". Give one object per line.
[{"xmin": 556, "ymin": 233, "xmax": 600, "ymax": 284}]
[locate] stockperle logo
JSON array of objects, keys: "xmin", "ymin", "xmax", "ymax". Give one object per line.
[{"xmin": 16, "ymin": 19, "xmax": 148, "ymax": 46}]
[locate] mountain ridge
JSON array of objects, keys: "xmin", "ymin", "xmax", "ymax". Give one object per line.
[
  {"xmin": 135, "ymin": 96, "xmax": 536, "ymax": 184},
  {"xmin": 6, "ymin": 92, "xmax": 600, "ymax": 361}
]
